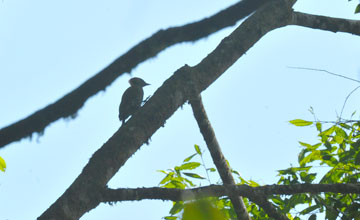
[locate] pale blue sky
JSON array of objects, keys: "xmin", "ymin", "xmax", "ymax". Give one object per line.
[{"xmin": 0, "ymin": 0, "xmax": 359, "ymax": 219}]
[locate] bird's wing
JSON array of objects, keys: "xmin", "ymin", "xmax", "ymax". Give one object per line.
[{"xmin": 119, "ymin": 87, "xmax": 144, "ymax": 121}]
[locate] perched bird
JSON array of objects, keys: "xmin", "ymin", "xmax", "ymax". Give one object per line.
[{"xmin": 119, "ymin": 77, "xmax": 150, "ymax": 124}]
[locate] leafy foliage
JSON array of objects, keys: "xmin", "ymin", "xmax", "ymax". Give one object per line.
[
  {"xmin": 285, "ymin": 118, "xmax": 360, "ymax": 219},
  {"xmin": 159, "ymin": 145, "xmax": 235, "ymax": 220},
  {"xmin": 159, "ymin": 118, "xmax": 360, "ymax": 219}
]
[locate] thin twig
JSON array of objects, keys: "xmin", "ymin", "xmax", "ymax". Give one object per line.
[
  {"xmin": 288, "ymin": 66, "xmax": 360, "ymax": 120},
  {"xmin": 340, "ymin": 86, "xmax": 360, "ymax": 119},
  {"xmin": 287, "ymin": 66, "xmax": 360, "ymax": 83},
  {"xmin": 198, "ymin": 149, "xmax": 212, "ymax": 185}
]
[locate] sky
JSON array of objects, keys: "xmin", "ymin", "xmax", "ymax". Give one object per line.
[{"xmin": 0, "ymin": 0, "xmax": 360, "ymax": 219}]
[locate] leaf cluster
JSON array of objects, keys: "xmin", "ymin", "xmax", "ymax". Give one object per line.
[
  {"xmin": 283, "ymin": 118, "xmax": 360, "ymax": 219},
  {"xmin": 159, "ymin": 118, "xmax": 360, "ymax": 220},
  {"xmin": 158, "ymin": 145, "xmax": 236, "ymax": 220}
]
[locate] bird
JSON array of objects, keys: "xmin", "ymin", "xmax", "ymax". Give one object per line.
[{"xmin": 119, "ymin": 77, "xmax": 150, "ymax": 124}]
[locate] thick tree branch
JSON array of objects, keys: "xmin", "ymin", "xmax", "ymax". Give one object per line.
[
  {"xmin": 100, "ymin": 183, "xmax": 359, "ymax": 220},
  {"xmin": 189, "ymin": 95, "xmax": 252, "ymax": 220},
  {"xmin": 38, "ymin": 1, "xmax": 296, "ymax": 219},
  {"xmin": 0, "ymin": 0, "xmax": 272, "ymax": 149},
  {"xmin": 290, "ymin": 11, "xmax": 360, "ymax": 35},
  {"xmin": 100, "ymin": 183, "xmax": 360, "ymax": 202}
]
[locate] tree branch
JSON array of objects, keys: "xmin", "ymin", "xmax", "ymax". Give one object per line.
[
  {"xmin": 189, "ymin": 94, "xmax": 252, "ymax": 220},
  {"xmin": 38, "ymin": 1, "xmax": 296, "ymax": 219},
  {"xmin": 190, "ymin": 95, "xmax": 289, "ymax": 219},
  {"xmin": 0, "ymin": 0, "xmax": 272, "ymax": 149},
  {"xmin": 290, "ymin": 11, "xmax": 360, "ymax": 35},
  {"xmin": 100, "ymin": 183, "xmax": 360, "ymax": 202}
]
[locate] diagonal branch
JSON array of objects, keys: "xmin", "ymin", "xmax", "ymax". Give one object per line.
[
  {"xmin": 0, "ymin": 0, "xmax": 272, "ymax": 149},
  {"xmin": 241, "ymin": 191, "xmax": 289, "ymax": 220},
  {"xmin": 290, "ymin": 11, "xmax": 360, "ymax": 35},
  {"xmin": 38, "ymin": 1, "xmax": 296, "ymax": 219},
  {"xmin": 190, "ymin": 96, "xmax": 289, "ymax": 220},
  {"xmin": 189, "ymin": 94, "xmax": 251, "ymax": 220},
  {"xmin": 190, "ymin": 94, "xmax": 289, "ymax": 220}
]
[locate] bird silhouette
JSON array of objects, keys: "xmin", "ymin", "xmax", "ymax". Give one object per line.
[{"xmin": 119, "ymin": 77, "xmax": 150, "ymax": 124}]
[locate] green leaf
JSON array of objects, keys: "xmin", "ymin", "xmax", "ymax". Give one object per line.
[
  {"xmin": 298, "ymin": 149, "xmax": 307, "ymax": 164},
  {"xmin": 321, "ymin": 167, "xmax": 346, "ymax": 183},
  {"xmin": 225, "ymin": 159, "xmax": 231, "ymax": 169},
  {"xmin": 0, "ymin": 156, "xmax": 6, "ymax": 172},
  {"xmin": 319, "ymin": 125, "xmax": 336, "ymax": 137},
  {"xmin": 184, "ymin": 178, "xmax": 196, "ymax": 187},
  {"xmin": 183, "ymin": 153, "xmax": 197, "ymax": 162},
  {"xmin": 238, "ymin": 175, "xmax": 250, "ymax": 185},
  {"xmin": 278, "ymin": 166, "xmax": 311, "ymax": 175},
  {"xmin": 231, "ymin": 169, "xmax": 239, "ymax": 175},
  {"xmin": 289, "ymin": 119, "xmax": 313, "ymax": 127},
  {"xmin": 320, "ymin": 154, "xmax": 338, "ymax": 167},
  {"xmin": 194, "ymin": 144, "xmax": 202, "ymax": 155},
  {"xmin": 183, "ymin": 172, "xmax": 206, "ymax": 179},
  {"xmin": 299, "ymin": 141, "xmax": 313, "ymax": 149},
  {"xmin": 321, "ymin": 154, "xmax": 332, "ymax": 161},
  {"xmin": 333, "ymin": 135, "xmax": 344, "ymax": 144},
  {"xmin": 163, "ymin": 180, "xmax": 186, "ymax": 189},
  {"xmin": 159, "ymin": 173, "xmax": 174, "ymax": 185},
  {"xmin": 158, "ymin": 170, "xmax": 168, "ymax": 174},
  {"xmin": 301, "ymin": 150, "xmax": 321, "ymax": 165},
  {"xmin": 208, "ymin": 168, "xmax": 217, "ymax": 172},
  {"xmin": 316, "ymin": 122, "xmax": 322, "ymax": 132},
  {"xmin": 335, "ymin": 126, "xmax": 347, "ymax": 137},
  {"xmin": 164, "ymin": 216, "xmax": 178, "ymax": 220},
  {"xmin": 283, "ymin": 194, "xmax": 307, "ymax": 212},
  {"xmin": 249, "ymin": 180, "xmax": 260, "ymax": 187},
  {"xmin": 355, "ymin": 152, "xmax": 360, "ymax": 165},
  {"xmin": 179, "ymin": 162, "xmax": 201, "ymax": 170},
  {"xmin": 355, "ymin": 4, "xmax": 360, "ymax": 13},
  {"xmin": 338, "ymin": 151, "xmax": 353, "ymax": 163},
  {"xmin": 271, "ymin": 196, "xmax": 285, "ymax": 206},
  {"xmin": 300, "ymin": 205, "xmax": 319, "ymax": 215},
  {"xmin": 170, "ymin": 201, "xmax": 184, "ymax": 215},
  {"xmin": 174, "ymin": 166, "xmax": 181, "ymax": 175},
  {"xmin": 300, "ymin": 172, "xmax": 316, "ymax": 183},
  {"xmin": 324, "ymin": 141, "xmax": 332, "ymax": 150},
  {"xmin": 299, "ymin": 142, "xmax": 321, "ymax": 152},
  {"xmin": 339, "ymin": 123, "xmax": 351, "ymax": 130}
]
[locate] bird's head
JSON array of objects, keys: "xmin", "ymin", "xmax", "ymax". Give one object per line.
[{"xmin": 129, "ymin": 77, "xmax": 150, "ymax": 87}]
